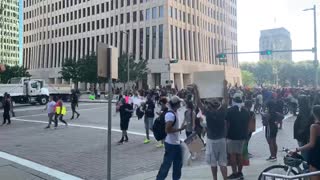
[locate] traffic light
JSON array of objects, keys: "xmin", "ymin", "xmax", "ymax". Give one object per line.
[
  {"xmin": 216, "ymin": 53, "xmax": 226, "ymax": 59},
  {"xmin": 170, "ymin": 59, "xmax": 178, "ymax": 63},
  {"xmin": 260, "ymin": 50, "xmax": 272, "ymax": 55}
]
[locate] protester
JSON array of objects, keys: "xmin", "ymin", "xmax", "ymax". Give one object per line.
[
  {"xmin": 44, "ymin": 96, "xmax": 56, "ymax": 129},
  {"xmin": 54, "ymin": 96, "xmax": 68, "ymax": 127},
  {"xmin": 156, "ymin": 96, "xmax": 186, "ymax": 180},
  {"xmin": 294, "ymin": 95, "xmax": 313, "ymax": 161},
  {"xmin": 226, "ymin": 93, "xmax": 250, "ymax": 179},
  {"xmin": 295, "ymin": 105, "xmax": 320, "ymax": 180},
  {"xmin": 155, "ymin": 97, "xmax": 169, "ymax": 148},
  {"xmin": 118, "ymin": 98, "xmax": 133, "ymax": 144},
  {"xmin": 2, "ymin": 94, "xmax": 11, "ymax": 125},
  {"xmin": 192, "ymin": 80, "xmax": 229, "ymax": 180},
  {"xmin": 264, "ymin": 100, "xmax": 282, "ymax": 161},
  {"xmin": 143, "ymin": 94, "xmax": 155, "ymax": 144},
  {"xmin": 70, "ymin": 89, "xmax": 80, "ymax": 120},
  {"xmin": 244, "ymin": 100, "xmax": 256, "ymax": 157},
  {"xmin": 182, "ymin": 101, "xmax": 196, "ymax": 138}
]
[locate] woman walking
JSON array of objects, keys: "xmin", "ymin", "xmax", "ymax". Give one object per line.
[
  {"xmin": 2, "ymin": 94, "xmax": 11, "ymax": 125},
  {"xmin": 118, "ymin": 98, "xmax": 133, "ymax": 144},
  {"xmin": 54, "ymin": 96, "xmax": 68, "ymax": 127}
]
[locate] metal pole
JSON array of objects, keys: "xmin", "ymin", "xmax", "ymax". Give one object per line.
[
  {"xmin": 168, "ymin": 62, "xmax": 171, "ymax": 87},
  {"xmin": 314, "ymin": 5, "xmax": 318, "ymax": 88},
  {"xmin": 107, "ymin": 77, "xmax": 112, "ymax": 180}
]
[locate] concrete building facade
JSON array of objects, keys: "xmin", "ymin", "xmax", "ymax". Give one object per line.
[
  {"xmin": 23, "ymin": 0, "xmax": 241, "ymax": 89},
  {"xmin": 0, "ymin": 0, "xmax": 20, "ymax": 66},
  {"xmin": 259, "ymin": 27, "xmax": 292, "ymax": 61}
]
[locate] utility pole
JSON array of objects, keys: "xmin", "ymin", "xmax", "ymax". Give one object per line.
[{"xmin": 304, "ymin": 5, "xmax": 318, "ymax": 88}]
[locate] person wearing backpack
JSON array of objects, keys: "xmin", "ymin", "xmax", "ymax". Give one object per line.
[
  {"xmin": 156, "ymin": 96, "xmax": 186, "ymax": 180},
  {"xmin": 153, "ymin": 97, "xmax": 169, "ymax": 148},
  {"xmin": 143, "ymin": 94, "xmax": 156, "ymax": 144}
]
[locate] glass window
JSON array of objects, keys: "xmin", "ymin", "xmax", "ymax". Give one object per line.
[
  {"xmin": 146, "ymin": 27, "xmax": 150, "ymax": 59},
  {"xmin": 152, "ymin": 26, "xmax": 156, "ymax": 59},
  {"xmin": 152, "ymin": 7, "xmax": 157, "ymax": 19},
  {"xmin": 127, "ymin": 12, "xmax": 130, "ymax": 23},
  {"xmin": 159, "ymin": 6, "xmax": 164, "ymax": 18},
  {"xmin": 159, "ymin": 24, "xmax": 163, "ymax": 58},
  {"xmin": 139, "ymin": 28, "xmax": 143, "ymax": 59},
  {"xmin": 146, "ymin": 9, "xmax": 150, "ymax": 20},
  {"xmin": 140, "ymin": 10, "xmax": 144, "ymax": 21}
]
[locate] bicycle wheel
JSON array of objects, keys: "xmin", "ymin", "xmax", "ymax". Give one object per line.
[{"xmin": 258, "ymin": 165, "xmax": 300, "ymax": 180}]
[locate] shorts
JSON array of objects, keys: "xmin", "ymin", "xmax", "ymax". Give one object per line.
[
  {"xmin": 120, "ymin": 117, "xmax": 130, "ymax": 130},
  {"xmin": 144, "ymin": 117, "xmax": 154, "ymax": 130},
  {"xmin": 227, "ymin": 139, "xmax": 245, "ymax": 154},
  {"xmin": 206, "ymin": 138, "xmax": 227, "ymax": 167},
  {"xmin": 265, "ymin": 125, "xmax": 278, "ymax": 139}
]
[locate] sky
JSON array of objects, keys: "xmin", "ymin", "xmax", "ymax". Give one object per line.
[{"xmin": 237, "ymin": 0, "xmax": 320, "ymax": 63}]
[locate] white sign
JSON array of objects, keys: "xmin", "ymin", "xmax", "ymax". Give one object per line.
[{"xmin": 192, "ymin": 71, "xmax": 225, "ymax": 98}]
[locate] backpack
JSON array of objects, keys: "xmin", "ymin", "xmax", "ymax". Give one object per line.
[
  {"xmin": 153, "ymin": 110, "xmax": 176, "ymax": 141},
  {"xmin": 261, "ymin": 113, "xmax": 270, "ymax": 126}
]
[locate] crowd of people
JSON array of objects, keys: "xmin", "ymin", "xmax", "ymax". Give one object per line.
[{"xmin": 114, "ymin": 83, "xmax": 320, "ymax": 180}]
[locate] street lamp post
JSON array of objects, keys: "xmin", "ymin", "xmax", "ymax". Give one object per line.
[
  {"xmin": 121, "ymin": 31, "xmax": 130, "ymax": 89},
  {"xmin": 304, "ymin": 5, "xmax": 318, "ymax": 88}
]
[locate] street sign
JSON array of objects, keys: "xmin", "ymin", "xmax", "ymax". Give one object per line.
[
  {"xmin": 166, "ymin": 80, "xmax": 173, "ymax": 84},
  {"xmin": 260, "ymin": 50, "xmax": 272, "ymax": 55},
  {"xmin": 170, "ymin": 59, "xmax": 178, "ymax": 63},
  {"xmin": 216, "ymin": 53, "xmax": 226, "ymax": 58},
  {"xmin": 97, "ymin": 43, "xmax": 118, "ymax": 79}
]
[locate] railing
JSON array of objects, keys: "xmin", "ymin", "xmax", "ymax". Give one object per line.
[{"xmin": 262, "ymin": 171, "xmax": 320, "ymax": 179}]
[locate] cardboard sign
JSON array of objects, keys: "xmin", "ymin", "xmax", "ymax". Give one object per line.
[
  {"xmin": 192, "ymin": 71, "xmax": 225, "ymax": 98},
  {"xmin": 184, "ymin": 133, "xmax": 204, "ymax": 153}
]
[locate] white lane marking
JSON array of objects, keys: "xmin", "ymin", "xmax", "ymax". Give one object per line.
[
  {"xmin": 10, "ymin": 103, "xmax": 107, "ymax": 112},
  {"xmin": 252, "ymin": 114, "xmax": 293, "ymax": 136},
  {"xmin": 0, "ymin": 151, "xmax": 83, "ymax": 180},
  {"xmin": 13, "ymin": 107, "xmax": 107, "ymax": 118},
  {"xmin": 11, "ymin": 118, "xmax": 151, "ymax": 137}
]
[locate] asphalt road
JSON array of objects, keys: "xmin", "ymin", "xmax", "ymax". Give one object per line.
[{"xmin": 0, "ymin": 103, "xmax": 295, "ymax": 180}]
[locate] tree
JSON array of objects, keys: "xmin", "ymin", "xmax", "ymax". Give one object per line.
[
  {"xmin": 0, "ymin": 65, "xmax": 30, "ymax": 83},
  {"xmin": 59, "ymin": 58, "xmax": 79, "ymax": 89},
  {"xmin": 241, "ymin": 70, "xmax": 255, "ymax": 87},
  {"xmin": 118, "ymin": 53, "xmax": 148, "ymax": 88},
  {"xmin": 78, "ymin": 53, "xmax": 98, "ymax": 84}
]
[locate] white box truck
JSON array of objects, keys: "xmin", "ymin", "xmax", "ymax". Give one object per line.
[{"xmin": 0, "ymin": 77, "xmax": 72, "ymax": 107}]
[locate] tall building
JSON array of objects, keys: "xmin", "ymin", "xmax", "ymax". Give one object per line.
[
  {"xmin": 259, "ymin": 27, "xmax": 292, "ymax": 61},
  {"xmin": 0, "ymin": 0, "xmax": 20, "ymax": 66},
  {"xmin": 23, "ymin": 0, "xmax": 241, "ymax": 89}
]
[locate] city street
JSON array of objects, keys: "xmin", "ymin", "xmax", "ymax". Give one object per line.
[{"xmin": 0, "ymin": 102, "xmax": 298, "ymax": 180}]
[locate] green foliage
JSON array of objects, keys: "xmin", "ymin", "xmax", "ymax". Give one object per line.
[
  {"xmin": 59, "ymin": 58, "xmax": 79, "ymax": 83},
  {"xmin": 240, "ymin": 60, "xmax": 318, "ymax": 87},
  {"xmin": 241, "ymin": 70, "xmax": 255, "ymax": 87},
  {"xmin": 78, "ymin": 53, "xmax": 98, "ymax": 84},
  {"xmin": 117, "ymin": 53, "xmax": 148, "ymax": 83},
  {"xmin": 0, "ymin": 65, "xmax": 30, "ymax": 83}
]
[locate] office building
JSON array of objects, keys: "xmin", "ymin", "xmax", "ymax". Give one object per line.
[
  {"xmin": 0, "ymin": 0, "xmax": 20, "ymax": 66},
  {"xmin": 259, "ymin": 27, "xmax": 292, "ymax": 61},
  {"xmin": 23, "ymin": 0, "xmax": 241, "ymax": 88}
]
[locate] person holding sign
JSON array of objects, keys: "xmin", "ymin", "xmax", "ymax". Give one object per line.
[{"xmin": 190, "ymin": 80, "xmax": 229, "ymax": 180}]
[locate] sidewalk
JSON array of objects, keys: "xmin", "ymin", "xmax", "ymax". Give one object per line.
[
  {"xmin": 0, "ymin": 157, "xmax": 58, "ymax": 180},
  {"xmin": 120, "ymin": 115, "xmax": 299, "ymax": 180}
]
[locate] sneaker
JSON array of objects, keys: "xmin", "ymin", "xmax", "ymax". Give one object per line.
[
  {"xmin": 77, "ymin": 114, "xmax": 80, "ymax": 119},
  {"xmin": 144, "ymin": 139, "xmax": 151, "ymax": 144},
  {"xmin": 156, "ymin": 143, "xmax": 164, "ymax": 148},
  {"xmin": 237, "ymin": 172, "xmax": 244, "ymax": 179},
  {"xmin": 227, "ymin": 173, "xmax": 240, "ymax": 180},
  {"xmin": 266, "ymin": 156, "xmax": 277, "ymax": 162},
  {"xmin": 44, "ymin": 126, "xmax": 50, "ymax": 129}
]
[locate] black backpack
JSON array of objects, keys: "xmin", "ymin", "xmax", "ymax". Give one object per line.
[{"xmin": 153, "ymin": 110, "xmax": 176, "ymax": 141}]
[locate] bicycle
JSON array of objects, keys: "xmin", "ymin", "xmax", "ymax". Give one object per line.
[{"xmin": 258, "ymin": 148, "xmax": 309, "ymax": 180}]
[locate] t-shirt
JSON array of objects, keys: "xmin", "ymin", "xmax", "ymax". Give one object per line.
[
  {"xmin": 165, "ymin": 111, "xmax": 180, "ymax": 145},
  {"xmin": 226, "ymin": 106, "xmax": 250, "ymax": 140},
  {"xmin": 204, "ymin": 107, "xmax": 226, "ymax": 140},
  {"xmin": 47, "ymin": 101, "xmax": 56, "ymax": 114},
  {"xmin": 145, "ymin": 100, "xmax": 155, "ymax": 118}
]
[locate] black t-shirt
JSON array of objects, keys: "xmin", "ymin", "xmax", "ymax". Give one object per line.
[
  {"xmin": 145, "ymin": 100, "xmax": 155, "ymax": 118},
  {"xmin": 205, "ymin": 107, "xmax": 227, "ymax": 140},
  {"xmin": 120, "ymin": 103, "xmax": 133, "ymax": 119},
  {"xmin": 226, "ymin": 106, "xmax": 250, "ymax": 140}
]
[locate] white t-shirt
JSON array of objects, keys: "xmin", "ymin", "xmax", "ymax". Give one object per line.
[{"xmin": 165, "ymin": 111, "xmax": 180, "ymax": 145}]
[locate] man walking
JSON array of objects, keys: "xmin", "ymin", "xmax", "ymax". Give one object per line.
[
  {"xmin": 144, "ymin": 94, "xmax": 155, "ymax": 144},
  {"xmin": 70, "ymin": 90, "xmax": 80, "ymax": 120},
  {"xmin": 44, "ymin": 96, "xmax": 56, "ymax": 129},
  {"xmin": 2, "ymin": 94, "xmax": 11, "ymax": 125},
  {"xmin": 54, "ymin": 96, "xmax": 68, "ymax": 127},
  {"xmin": 192, "ymin": 81, "xmax": 229, "ymax": 180},
  {"xmin": 156, "ymin": 96, "xmax": 186, "ymax": 180}
]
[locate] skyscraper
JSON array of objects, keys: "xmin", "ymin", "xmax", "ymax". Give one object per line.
[
  {"xmin": 23, "ymin": 0, "xmax": 241, "ymax": 88},
  {"xmin": 0, "ymin": 0, "xmax": 20, "ymax": 66},
  {"xmin": 259, "ymin": 27, "xmax": 292, "ymax": 61}
]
